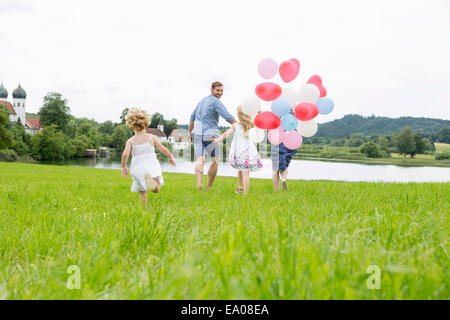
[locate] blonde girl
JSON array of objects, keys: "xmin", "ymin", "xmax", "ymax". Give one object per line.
[
  {"xmin": 121, "ymin": 108, "xmax": 176, "ymax": 207},
  {"xmin": 211, "ymin": 106, "xmax": 263, "ymax": 194}
]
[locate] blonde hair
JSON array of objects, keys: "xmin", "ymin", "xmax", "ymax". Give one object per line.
[
  {"xmin": 125, "ymin": 108, "xmax": 150, "ymax": 131},
  {"xmin": 237, "ymin": 106, "xmax": 254, "ymax": 137}
]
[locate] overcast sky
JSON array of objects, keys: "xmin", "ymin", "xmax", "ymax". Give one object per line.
[{"xmin": 1, "ymin": 0, "xmax": 449, "ymax": 125}]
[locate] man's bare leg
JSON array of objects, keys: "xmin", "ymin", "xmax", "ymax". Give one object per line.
[
  {"xmin": 272, "ymin": 170, "xmax": 280, "ymax": 191},
  {"xmin": 280, "ymin": 169, "xmax": 288, "ymax": 190},
  {"xmin": 195, "ymin": 156, "xmax": 205, "ymax": 189},
  {"xmin": 206, "ymin": 157, "xmax": 219, "ymax": 190}
]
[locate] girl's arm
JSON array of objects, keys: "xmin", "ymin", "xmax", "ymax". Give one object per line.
[
  {"xmin": 121, "ymin": 139, "xmax": 132, "ymax": 177},
  {"xmin": 211, "ymin": 124, "xmax": 235, "ymax": 143},
  {"xmin": 152, "ymin": 135, "xmax": 176, "ymax": 166}
]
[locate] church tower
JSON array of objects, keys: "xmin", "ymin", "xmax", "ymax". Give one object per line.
[
  {"xmin": 12, "ymin": 84, "xmax": 26, "ymax": 124},
  {"xmin": 158, "ymin": 118, "xmax": 164, "ymax": 133}
]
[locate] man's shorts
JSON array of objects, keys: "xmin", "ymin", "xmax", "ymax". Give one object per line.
[
  {"xmin": 271, "ymin": 143, "xmax": 298, "ymax": 171},
  {"xmin": 193, "ymin": 134, "xmax": 220, "ymax": 158}
]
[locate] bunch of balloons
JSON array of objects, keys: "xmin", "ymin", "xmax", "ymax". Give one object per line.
[{"xmin": 241, "ymin": 57, "xmax": 335, "ymax": 150}]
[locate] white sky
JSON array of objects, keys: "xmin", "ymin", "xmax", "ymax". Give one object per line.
[{"xmin": 1, "ymin": 0, "xmax": 449, "ymax": 125}]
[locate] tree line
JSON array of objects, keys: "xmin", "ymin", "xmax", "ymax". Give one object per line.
[{"xmin": 0, "ymin": 92, "xmax": 178, "ymax": 161}]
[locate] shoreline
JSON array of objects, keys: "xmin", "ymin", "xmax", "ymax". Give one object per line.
[{"xmin": 4, "ymin": 161, "xmax": 450, "ymax": 184}]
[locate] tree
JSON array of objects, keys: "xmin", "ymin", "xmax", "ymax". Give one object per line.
[
  {"xmin": 360, "ymin": 142, "xmax": 383, "ymax": 158},
  {"xmin": 38, "ymin": 93, "xmax": 71, "ymax": 130},
  {"xmin": 396, "ymin": 126, "xmax": 416, "ymax": 158},
  {"xmin": 150, "ymin": 112, "xmax": 164, "ymax": 128},
  {"xmin": 413, "ymin": 135, "xmax": 426, "ymax": 157},
  {"xmin": 10, "ymin": 121, "xmax": 30, "ymax": 156},
  {"xmin": 120, "ymin": 108, "xmax": 130, "ymax": 124},
  {"xmin": 110, "ymin": 125, "xmax": 129, "ymax": 152},
  {"xmin": 99, "ymin": 120, "xmax": 115, "ymax": 135},
  {"xmin": 437, "ymin": 126, "xmax": 450, "ymax": 143},
  {"xmin": 30, "ymin": 124, "xmax": 66, "ymax": 160},
  {"xmin": 162, "ymin": 118, "xmax": 178, "ymax": 137},
  {"xmin": 0, "ymin": 107, "xmax": 13, "ymax": 150}
]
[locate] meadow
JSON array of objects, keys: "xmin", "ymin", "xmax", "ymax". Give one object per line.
[{"xmin": 0, "ymin": 162, "xmax": 449, "ymax": 299}]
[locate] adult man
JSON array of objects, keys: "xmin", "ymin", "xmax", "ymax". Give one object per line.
[{"xmin": 188, "ymin": 81, "xmax": 237, "ymax": 190}]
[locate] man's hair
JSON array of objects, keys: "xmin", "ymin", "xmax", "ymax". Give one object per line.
[{"xmin": 211, "ymin": 81, "xmax": 223, "ymax": 89}]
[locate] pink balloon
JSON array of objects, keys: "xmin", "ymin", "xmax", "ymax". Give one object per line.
[
  {"xmin": 258, "ymin": 58, "xmax": 278, "ymax": 79},
  {"xmin": 268, "ymin": 127, "xmax": 284, "ymax": 145},
  {"xmin": 255, "ymin": 82, "xmax": 282, "ymax": 101},
  {"xmin": 294, "ymin": 103, "xmax": 319, "ymax": 121},
  {"xmin": 307, "ymin": 75, "xmax": 323, "ymax": 86},
  {"xmin": 318, "ymin": 85, "xmax": 327, "ymax": 97},
  {"xmin": 283, "ymin": 131, "xmax": 303, "ymax": 150},
  {"xmin": 279, "ymin": 59, "xmax": 300, "ymax": 83},
  {"xmin": 254, "ymin": 111, "xmax": 281, "ymax": 130}
]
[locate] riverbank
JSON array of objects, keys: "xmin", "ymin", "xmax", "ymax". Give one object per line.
[{"xmin": 1, "ymin": 162, "xmax": 448, "ymax": 299}]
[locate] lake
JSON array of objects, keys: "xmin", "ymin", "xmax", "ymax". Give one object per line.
[{"xmin": 35, "ymin": 157, "xmax": 450, "ymax": 183}]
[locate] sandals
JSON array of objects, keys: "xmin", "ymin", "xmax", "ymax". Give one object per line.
[
  {"xmin": 144, "ymin": 173, "xmax": 158, "ymax": 191},
  {"xmin": 234, "ymin": 187, "xmax": 244, "ymax": 194}
]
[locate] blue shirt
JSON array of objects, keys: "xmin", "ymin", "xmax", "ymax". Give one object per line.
[{"xmin": 190, "ymin": 94, "xmax": 235, "ymax": 135}]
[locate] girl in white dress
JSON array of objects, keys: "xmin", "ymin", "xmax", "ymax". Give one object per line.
[
  {"xmin": 121, "ymin": 108, "xmax": 176, "ymax": 208},
  {"xmin": 211, "ymin": 106, "xmax": 263, "ymax": 195}
]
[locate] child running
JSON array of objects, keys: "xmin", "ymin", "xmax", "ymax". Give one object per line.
[
  {"xmin": 121, "ymin": 108, "xmax": 176, "ymax": 208},
  {"xmin": 211, "ymin": 106, "xmax": 263, "ymax": 194}
]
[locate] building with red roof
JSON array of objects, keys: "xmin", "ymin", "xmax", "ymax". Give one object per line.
[{"xmin": 0, "ymin": 83, "xmax": 42, "ymax": 135}]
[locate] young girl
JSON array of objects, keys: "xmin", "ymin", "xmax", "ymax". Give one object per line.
[
  {"xmin": 211, "ymin": 106, "xmax": 263, "ymax": 194},
  {"xmin": 121, "ymin": 108, "xmax": 176, "ymax": 207}
]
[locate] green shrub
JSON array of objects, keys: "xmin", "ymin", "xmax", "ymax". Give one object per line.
[
  {"xmin": 0, "ymin": 149, "xmax": 18, "ymax": 162},
  {"xmin": 435, "ymin": 152, "xmax": 450, "ymax": 160},
  {"xmin": 360, "ymin": 142, "xmax": 383, "ymax": 158}
]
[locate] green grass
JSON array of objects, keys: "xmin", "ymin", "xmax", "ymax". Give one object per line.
[
  {"xmin": 0, "ymin": 162, "xmax": 449, "ymax": 299},
  {"xmin": 435, "ymin": 143, "xmax": 450, "ymax": 153}
]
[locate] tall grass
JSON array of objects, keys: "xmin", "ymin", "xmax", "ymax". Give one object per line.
[{"xmin": 0, "ymin": 162, "xmax": 448, "ymax": 299}]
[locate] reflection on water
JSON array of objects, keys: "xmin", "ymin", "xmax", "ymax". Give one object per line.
[{"xmin": 34, "ymin": 156, "xmax": 450, "ymax": 183}]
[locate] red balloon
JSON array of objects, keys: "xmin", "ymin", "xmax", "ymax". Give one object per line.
[
  {"xmin": 279, "ymin": 59, "xmax": 300, "ymax": 83},
  {"xmin": 307, "ymin": 75, "xmax": 322, "ymax": 86},
  {"xmin": 255, "ymin": 82, "xmax": 282, "ymax": 101},
  {"xmin": 254, "ymin": 111, "xmax": 281, "ymax": 130},
  {"xmin": 290, "ymin": 58, "xmax": 300, "ymax": 70},
  {"xmin": 294, "ymin": 103, "xmax": 319, "ymax": 121},
  {"xmin": 318, "ymin": 85, "xmax": 327, "ymax": 97}
]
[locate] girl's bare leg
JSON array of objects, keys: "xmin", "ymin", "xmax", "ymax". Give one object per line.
[
  {"xmin": 139, "ymin": 191, "xmax": 148, "ymax": 208},
  {"xmin": 272, "ymin": 170, "xmax": 280, "ymax": 191},
  {"xmin": 242, "ymin": 171, "xmax": 250, "ymax": 194},
  {"xmin": 238, "ymin": 171, "xmax": 243, "ymax": 189},
  {"xmin": 152, "ymin": 176, "xmax": 161, "ymax": 194}
]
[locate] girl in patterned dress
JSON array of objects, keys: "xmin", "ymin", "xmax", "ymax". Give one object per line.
[{"xmin": 211, "ymin": 106, "xmax": 263, "ymax": 195}]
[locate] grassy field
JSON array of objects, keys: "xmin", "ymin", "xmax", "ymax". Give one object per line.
[
  {"xmin": 0, "ymin": 162, "xmax": 449, "ymax": 299},
  {"xmin": 435, "ymin": 143, "xmax": 450, "ymax": 153}
]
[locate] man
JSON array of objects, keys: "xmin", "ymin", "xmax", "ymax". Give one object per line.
[{"xmin": 188, "ymin": 81, "xmax": 237, "ymax": 191}]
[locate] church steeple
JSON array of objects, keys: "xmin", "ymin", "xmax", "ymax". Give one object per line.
[
  {"xmin": 0, "ymin": 84, "xmax": 7, "ymax": 100},
  {"xmin": 157, "ymin": 118, "xmax": 164, "ymax": 133}
]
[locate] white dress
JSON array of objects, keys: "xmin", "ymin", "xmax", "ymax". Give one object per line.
[
  {"xmin": 229, "ymin": 123, "xmax": 263, "ymax": 171},
  {"xmin": 130, "ymin": 135, "xmax": 164, "ymax": 192}
]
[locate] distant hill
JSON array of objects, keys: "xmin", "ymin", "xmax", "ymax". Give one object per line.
[{"xmin": 317, "ymin": 115, "xmax": 450, "ymax": 139}]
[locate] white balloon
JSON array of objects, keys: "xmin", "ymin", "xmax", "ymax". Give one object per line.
[
  {"xmin": 298, "ymin": 84, "xmax": 320, "ymax": 104},
  {"xmin": 241, "ymin": 96, "xmax": 261, "ymax": 116},
  {"xmin": 297, "ymin": 120, "xmax": 318, "ymax": 137},
  {"xmin": 249, "ymin": 127, "xmax": 265, "ymax": 143},
  {"xmin": 280, "ymin": 87, "xmax": 298, "ymax": 107}
]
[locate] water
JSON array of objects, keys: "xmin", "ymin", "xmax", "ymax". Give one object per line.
[{"xmin": 37, "ymin": 157, "xmax": 450, "ymax": 183}]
